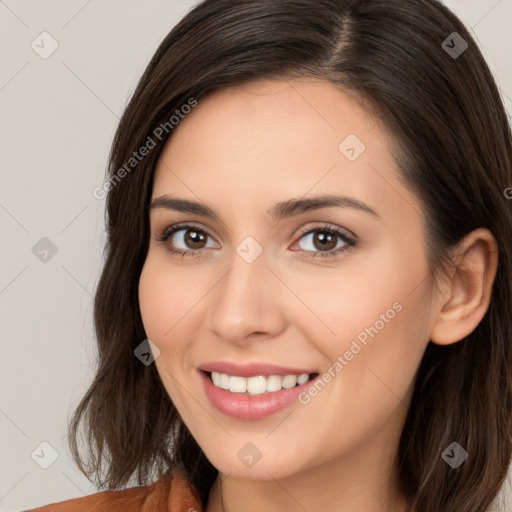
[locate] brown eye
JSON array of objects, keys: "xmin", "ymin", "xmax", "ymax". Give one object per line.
[
  {"xmin": 155, "ymin": 223, "xmax": 218, "ymax": 257},
  {"xmin": 181, "ymin": 228, "xmax": 208, "ymax": 249},
  {"xmin": 311, "ymin": 231, "xmax": 338, "ymax": 251},
  {"xmin": 294, "ymin": 225, "xmax": 357, "ymax": 259},
  {"xmin": 297, "ymin": 228, "xmax": 346, "ymax": 253}
]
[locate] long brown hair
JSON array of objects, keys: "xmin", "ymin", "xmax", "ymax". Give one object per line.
[{"xmin": 69, "ymin": 1, "xmax": 512, "ymax": 510}]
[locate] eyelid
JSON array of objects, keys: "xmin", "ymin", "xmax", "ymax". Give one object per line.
[
  {"xmin": 154, "ymin": 220, "xmax": 357, "ymax": 258},
  {"xmin": 293, "ymin": 222, "xmax": 355, "ymax": 242},
  {"xmin": 154, "ymin": 220, "xmax": 354, "ymax": 241},
  {"xmin": 154, "ymin": 221, "xmax": 221, "ymax": 245},
  {"xmin": 155, "ymin": 220, "xmax": 210, "ymax": 234}
]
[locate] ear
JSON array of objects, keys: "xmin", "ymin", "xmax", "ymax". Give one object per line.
[{"xmin": 429, "ymin": 228, "xmax": 499, "ymax": 346}]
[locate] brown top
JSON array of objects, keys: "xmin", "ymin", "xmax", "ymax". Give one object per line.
[{"xmin": 25, "ymin": 469, "xmax": 204, "ymax": 512}]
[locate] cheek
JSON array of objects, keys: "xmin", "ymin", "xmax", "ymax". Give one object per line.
[
  {"xmin": 138, "ymin": 261, "xmax": 169, "ymax": 341},
  {"xmin": 138, "ymin": 256, "xmax": 200, "ymax": 342},
  {"xmin": 138, "ymin": 259, "xmax": 195, "ymax": 409},
  {"xmin": 137, "ymin": 256, "xmax": 216, "ymax": 395},
  {"xmin": 322, "ymin": 283, "xmax": 428, "ymax": 425},
  {"xmin": 292, "ymin": 253, "xmax": 429, "ymax": 402},
  {"xmin": 306, "ymin": 242, "xmax": 429, "ymax": 359},
  {"xmin": 281, "ymin": 262, "xmax": 401, "ymax": 354}
]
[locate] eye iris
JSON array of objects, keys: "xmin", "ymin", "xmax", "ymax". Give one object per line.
[
  {"xmin": 314, "ymin": 231, "xmax": 337, "ymax": 251},
  {"xmin": 185, "ymin": 229, "xmax": 206, "ymax": 249},
  {"xmin": 174, "ymin": 228, "xmax": 343, "ymax": 253}
]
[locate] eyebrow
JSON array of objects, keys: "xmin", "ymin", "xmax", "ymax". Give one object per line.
[{"xmin": 148, "ymin": 194, "xmax": 382, "ymax": 221}]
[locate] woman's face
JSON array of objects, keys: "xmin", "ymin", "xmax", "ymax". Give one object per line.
[{"xmin": 138, "ymin": 79, "xmax": 435, "ymax": 482}]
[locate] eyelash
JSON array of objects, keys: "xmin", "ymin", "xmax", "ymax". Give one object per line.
[{"xmin": 154, "ymin": 222, "xmax": 357, "ymax": 259}]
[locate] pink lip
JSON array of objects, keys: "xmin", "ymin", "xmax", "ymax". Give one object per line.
[
  {"xmin": 198, "ymin": 369, "xmax": 321, "ymax": 420},
  {"xmin": 197, "ymin": 360, "xmax": 317, "ymax": 377}
]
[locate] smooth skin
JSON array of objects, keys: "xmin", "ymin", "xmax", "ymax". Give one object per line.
[{"xmin": 138, "ymin": 78, "xmax": 498, "ymax": 512}]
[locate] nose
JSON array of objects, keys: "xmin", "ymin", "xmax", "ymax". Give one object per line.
[{"xmin": 207, "ymin": 245, "xmax": 286, "ymax": 346}]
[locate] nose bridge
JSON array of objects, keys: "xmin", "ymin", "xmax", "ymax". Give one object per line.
[{"xmin": 208, "ymin": 239, "xmax": 283, "ymax": 342}]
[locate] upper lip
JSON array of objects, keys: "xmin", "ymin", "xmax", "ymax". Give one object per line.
[{"xmin": 198, "ymin": 361, "xmax": 318, "ymax": 378}]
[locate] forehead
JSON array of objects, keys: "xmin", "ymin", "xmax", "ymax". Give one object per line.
[
  {"xmin": 160, "ymin": 79, "xmax": 381, "ymax": 165},
  {"xmin": 151, "ymin": 79, "xmax": 419, "ymax": 228}
]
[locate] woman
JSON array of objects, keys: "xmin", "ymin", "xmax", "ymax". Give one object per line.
[{"xmin": 27, "ymin": 0, "xmax": 512, "ymax": 511}]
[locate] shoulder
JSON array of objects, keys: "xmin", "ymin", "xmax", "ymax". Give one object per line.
[{"xmin": 24, "ymin": 469, "xmax": 203, "ymax": 512}]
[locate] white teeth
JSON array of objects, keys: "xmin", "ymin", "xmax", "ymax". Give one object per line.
[
  {"xmin": 297, "ymin": 373, "xmax": 309, "ymax": 385},
  {"xmin": 228, "ymin": 375, "xmax": 247, "ymax": 393},
  {"xmin": 247, "ymin": 376, "xmax": 267, "ymax": 395},
  {"xmin": 219, "ymin": 373, "xmax": 230, "ymax": 390},
  {"xmin": 281, "ymin": 375, "xmax": 298, "ymax": 388},
  {"xmin": 210, "ymin": 372, "xmax": 311, "ymax": 395},
  {"xmin": 211, "ymin": 372, "xmax": 221, "ymax": 387},
  {"xmin": 266, "ymin": 375, "xmax": 282, "ymax": 392}
]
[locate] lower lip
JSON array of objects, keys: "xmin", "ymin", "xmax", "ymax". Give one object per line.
[{"xmin": 199, "ymin": 370, "xmax": 320, "ymax": 420}]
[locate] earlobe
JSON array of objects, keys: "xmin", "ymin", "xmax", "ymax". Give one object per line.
[{"xmin": 429, "ymin": 228, "xmax": 499, "ymax": 346}]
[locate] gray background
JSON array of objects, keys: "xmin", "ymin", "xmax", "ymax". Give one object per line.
[{"xmin": 1, "ymin": 1, "xmax": 511, "ymax": 511}]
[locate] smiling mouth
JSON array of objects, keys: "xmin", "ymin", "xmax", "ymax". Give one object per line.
[{"xmin": 203, "ymin": 370, "xmax": 320, "ymax": 396}]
